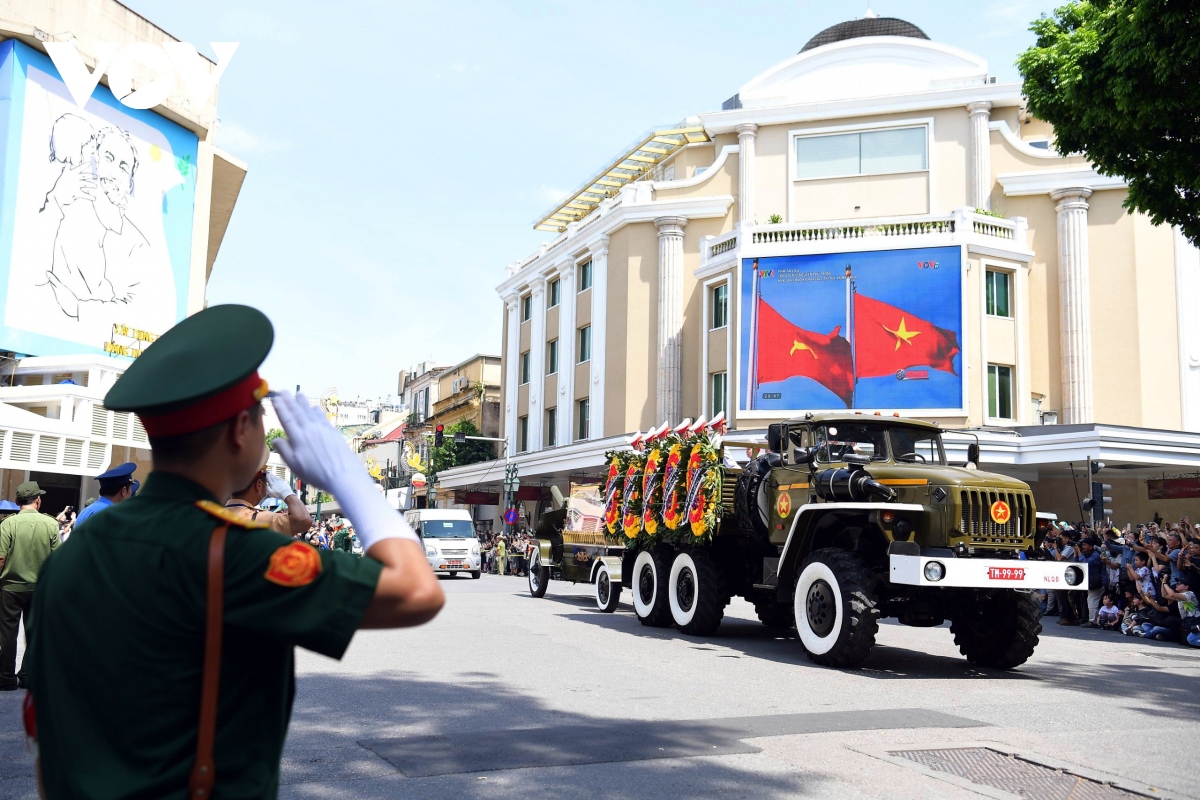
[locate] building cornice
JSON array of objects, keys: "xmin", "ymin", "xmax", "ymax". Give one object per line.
[
  {"xmin": 699, "ymin": 82, "xmax": 1023, "ymax": 135},
  {"xmin": 997, "ymin": 167, "xmax": 1126, "ymax": 197}
]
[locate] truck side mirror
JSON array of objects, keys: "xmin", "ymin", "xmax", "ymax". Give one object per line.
[
  {"xmin": 767, "ymin": 423, "xmax": 786, "ymax": 454},
  {"xmin": 967, "ymin": 443, "xmax": 980, "ymax": 468}
]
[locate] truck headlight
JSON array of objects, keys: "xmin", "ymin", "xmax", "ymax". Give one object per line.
[
  {"xmin": 923, "ymin": 561, "xmax": 946, "ymax": 582},
  {"xmin": 425, "ymin": 547, "xmax": 436, "ymax": 558},
  {"xmin": 1064, "ymin": 566, "xmax": 1083, "ymax": 586},
  {"xmin": 893, "ymin": 519, "xmax": 913, "ymax": 541}
]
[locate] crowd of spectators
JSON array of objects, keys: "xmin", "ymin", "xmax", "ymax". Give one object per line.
[
  {"xmin": 478, "ymin": 529, "xmax": 535, "ymax": 576},
  {"xmin": 1038, "ymin": 516, "xmax": 1200, "ymax": 648},
  {"xmin": 297, "ymin": 515, "xmax": 362, "ymax": 556}
]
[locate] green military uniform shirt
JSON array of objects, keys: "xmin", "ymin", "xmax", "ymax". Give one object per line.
[
  {"xmin": 28, "ymin": 472, "xmax": 383, "ymax": 799},
  {"xmin": 331, "ymin": 528, "xmax": 352, "ymax": 552},
  {"xmin": 0, "ymin": 507, "xmax": 60, "ymax": 590}
]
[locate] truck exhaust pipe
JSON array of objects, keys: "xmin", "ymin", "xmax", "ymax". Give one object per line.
[{"xmin": 813, "ymin": 465, "xmax": 896, "ymax": 503}]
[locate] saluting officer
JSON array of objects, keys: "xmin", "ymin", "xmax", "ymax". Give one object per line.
[
  {"xmin": 72, "ymin": 461, "xmax": 138, "ymax": 529},
  {"xmin": 224, "ymin": 464, "xmax": 311, "ymax": 536},
  {"xmin": 26, "ymin": 305, "xmax": 444, "ymax": 799}
]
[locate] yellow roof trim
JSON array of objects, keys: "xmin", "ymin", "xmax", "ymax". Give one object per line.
[{"xmin": 534, "ymin": 120, "xmax": 712, "ymax": 233}]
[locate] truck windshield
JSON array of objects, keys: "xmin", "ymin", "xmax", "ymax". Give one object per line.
[
  {"xmin": 889, "ymin": 427, "xmax": 946, "ymax": 465},
  {"xmin": 815, "ymin": 424, "xmax": 889, "ymax": 462},
  {"xmin": 420, "ymin": 520, "xmax": 475, "ymax": 538}
]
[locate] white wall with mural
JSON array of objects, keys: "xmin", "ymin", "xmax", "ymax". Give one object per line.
[{"xmin": 0, "ymin": 40, "xmax": 198, "ymax": 357}]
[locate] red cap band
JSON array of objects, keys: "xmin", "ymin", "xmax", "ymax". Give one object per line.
[{"xmin": 139, "ymin": 372, "xmax": 269, "ymax": 438}]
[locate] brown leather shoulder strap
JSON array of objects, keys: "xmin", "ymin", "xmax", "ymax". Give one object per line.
[{"xmin": 189, "ymin": 523, "xmax": 228, "ymax": 800}]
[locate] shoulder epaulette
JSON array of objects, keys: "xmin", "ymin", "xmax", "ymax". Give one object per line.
[{"xmin": 194, "ymin": 500, "xmax": 271, "ymax": 530}]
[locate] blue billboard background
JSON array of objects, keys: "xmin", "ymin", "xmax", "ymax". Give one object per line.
[{"xmin": 738, "ymin": 245, "xmax": 963, "ymax": 412}]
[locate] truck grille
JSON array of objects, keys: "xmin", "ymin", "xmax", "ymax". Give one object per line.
[
  {"xmin": 441, "ymin": 549, "xmax": 468, "ymax": 556},
  {"xmin": 959, "ymin": 490, "xmax": 1033, "ymax": 546},
  {"xmin": 720, "ymin": 472, "xmax": 739, "ymax": 513}
]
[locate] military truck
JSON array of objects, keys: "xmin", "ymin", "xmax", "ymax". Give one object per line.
[
  {"xmin": 527, "ymin": 484, "xmax": 627, "ymax": 612},
  {"xmin": 606, "ymin": 413, "xmax": 1087, "ymax": 670}
]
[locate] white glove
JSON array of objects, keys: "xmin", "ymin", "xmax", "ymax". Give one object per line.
[
  {"xmin": 271, "ymin": 392, "xmax": 418, "ymax": 549},
  {"xmin": 264, "ymin": 472, "xmax": 295, "ymax": 501}
]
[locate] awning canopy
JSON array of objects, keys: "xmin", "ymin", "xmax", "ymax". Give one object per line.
[{"xmin": 534, "ymin": 121, "xmax": 711, "ymax": 233}]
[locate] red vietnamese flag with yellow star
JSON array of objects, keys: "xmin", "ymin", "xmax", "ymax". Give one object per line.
[
  {"xmin": 756, "ymin": 298, "xmax": 854, "ymax": 406},
  {"xmin": 854, "ymin": 294, "xmax": 960, "ymax": 378}
]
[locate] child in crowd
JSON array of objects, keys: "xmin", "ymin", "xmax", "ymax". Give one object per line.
[{"xmin": 1096, "ymin": 594, "xmax": 1121, "ymax": 631}]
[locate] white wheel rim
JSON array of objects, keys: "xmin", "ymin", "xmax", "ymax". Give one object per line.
[
  {"xmin": 668, "ymin": 552, "xmax": 699, "ymax": 626},
  {"xmin": 528, "ymin": 553, "xmax": 539, "ymax": 592},
  {"xmin": 632, "ymin": 550, "xmax": 658, "ymax": 618},
  {"xmin": 794, "ymin": 561, "xmax": 843, "ymax": 655},
  {"xmin": 595, "ymin": 564, "xmax": 611, "ymax": 608}
]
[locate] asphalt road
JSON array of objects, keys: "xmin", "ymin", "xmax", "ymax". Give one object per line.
[{"xmin": 3, "ymin": 572, "xmax": 1199, "ymax": 799}]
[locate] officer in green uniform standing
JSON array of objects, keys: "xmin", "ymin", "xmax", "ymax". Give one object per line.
[
  {"xmin": 26, "ymin": 305, "xmax": 444, "ymax": 799},
  {"xmin": 0, "ymin": 482, "xmax": 60, "ymax": 691}
]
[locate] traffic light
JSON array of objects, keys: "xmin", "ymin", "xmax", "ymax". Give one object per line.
[
  {"xmin": 434, "ymin": 423, "xmax": 445, "ymax": 447},
  {"xmin": 1082, "ymin": 457, "xmax": 1112, "ymax": 522}
]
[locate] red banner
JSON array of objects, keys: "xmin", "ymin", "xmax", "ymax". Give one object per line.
[
  {"xmin": 756, "ymin": 298, "xmax": 854, "ymax": 405},
  {"xmin": 854, "ymin": 294, "xmax": 960, "ymax": 379},
  {"xmin": 454, "ymin": 491, "xmax": 500, "ymax": 506},
  {"xmin": 1147, "ymin": 478, "xmax": 1200, "ymax": 500}
]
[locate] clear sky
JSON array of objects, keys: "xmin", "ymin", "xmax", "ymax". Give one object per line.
[{"xmin": 128, "ymin": 0, "xmax": 1049, "ymax": 402}]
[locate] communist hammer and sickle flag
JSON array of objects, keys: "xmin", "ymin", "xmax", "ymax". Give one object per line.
[{"xmin": 756, "ymin": 298, "xmax": 854, "ymax": 406}]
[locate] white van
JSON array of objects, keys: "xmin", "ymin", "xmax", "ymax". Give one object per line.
[{"xmin": 404, "ymin": 509, "xmax": 482, "ymax": 579}]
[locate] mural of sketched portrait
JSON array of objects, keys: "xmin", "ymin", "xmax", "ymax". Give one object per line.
[
  {"xmin": 0, "ymin": 41, "xmax": 198, "ymax": 356},
  {"xmin": 738, "ymin": 245, "xmax": 965, "ymax": 415}
]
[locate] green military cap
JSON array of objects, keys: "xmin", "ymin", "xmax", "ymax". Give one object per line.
[
  {"xmin": 16, "ymin": 481, "xmax": 46, "ymax": 500},
  {"xmin": 104, "ymin": 305, "xmax": 274, "ymax": 438}
]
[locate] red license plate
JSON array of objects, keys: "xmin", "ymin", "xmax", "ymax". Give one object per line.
[{"xmin": 988, "ymin": 567, "xmax": 1025, "ymax": 581}]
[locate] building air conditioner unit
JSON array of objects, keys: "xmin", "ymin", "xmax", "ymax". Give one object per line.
[{"xmin": 1039, "ymin": 410, "xmax": 1059, "ymax": 426}]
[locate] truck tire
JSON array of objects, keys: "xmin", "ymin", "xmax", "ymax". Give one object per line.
[
  {"xmin": 735, "ymin": 454, "xmax": 780, "ymax": 543},
  {"xmin": 668, "ymin": 551, "xmax": 726, "ymax": 635},
  {"xmin": 755, "ymin": 602, "xmax": 795, "ymax": 630},
  {"xmin": 950, "ymin": 591, "xmax": 1042, "ymax": 670},
  {"xmin": 527, "ymin": 551, "xmax": 549, "ymax": 598},
  {"xmin": 793, "ymin": 548, "xmax": 878, "ymax": 668},
  {"xmin": 594, "ymin": 562, "xmax": 622, "ymax": 613},
  {"xmin": 471, "ymin": 570, "xmax": 481, "ymax": 580},
  {"xmin": 632, "ymin": 549, "xmax": 673, "ymax": 627}
]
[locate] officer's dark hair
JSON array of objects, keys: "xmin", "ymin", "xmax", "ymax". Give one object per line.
[
  {"xmin": 98, "ymin": 480, "xmax": 132, "ymax": 499},
  {"xmin": 149, "ymin": 403, "xmax": 265, "ymax": 465}
]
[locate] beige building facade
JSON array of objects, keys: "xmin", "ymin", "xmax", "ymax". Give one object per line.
[{"xmin": 440, "ymin": 16, "xmax": 1200, "ymax": 525}]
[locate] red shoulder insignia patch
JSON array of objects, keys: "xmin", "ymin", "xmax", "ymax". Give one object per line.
[
  {"xmin": 194, "ymin": 500, "xmax": 271, "ymax": 530},
  {"xmin": 264, "ymin": 542, "xmax": 322, "ymax": 587}
]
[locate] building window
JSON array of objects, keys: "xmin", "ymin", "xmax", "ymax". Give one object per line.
[
  {"xmin": 547, "ymin": 339, "xmax": 558, "ymax": 375},
  {"xmin": 795, "ymin": 126, "xmax": 926, "ymax": 181},
  {"xmin": 577, "ymin": 325, "xmax": 591, "ymax": 363},
  {"xmin": 711, "ymin": 284, "xmax": 729, "ymax": 330},
  {"xmin": 578, "ymin": 260, "xmax": 593, "ymax": 292},
  {"xmin": 548, "ymin": 278, "xmax": 561, "ymax": 308},
  {"xmin": 986, "ymin": 270, "xmax": 1011, "ymax": 318},
  {"xmin": 988, "ymin": 364, "xmax": 1013, "ymax": 420},
  {"xmin": 545, "ymin": 407, "xmax": 557, "ymax": 447},
  {"xmin": 710, "ymin": 372, "xmax": 728, "ymax": 419},
  {"xmin": 519, "ymin": 351, "xmax": 530, "ymax": 385},
  {"xmin": 577, "ymin": 398, "xmax": 590, "ymax": 440},
  {"xmin": 521, "ymin": 294, "xmax": 532, "ymax": 322},
  {"xmin": 519, "ymin": 415, "xmax": 529, "ymax": 452}
]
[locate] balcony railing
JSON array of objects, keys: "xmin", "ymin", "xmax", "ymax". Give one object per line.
[{"xmin": 699, "ymin": 208, "xmax": 1027, "ymax": 272}]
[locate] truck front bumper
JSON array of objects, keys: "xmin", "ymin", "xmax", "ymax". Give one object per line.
[{"xmin": 889, "ymin": 554, "xmax": 1087, "ymax": 590}]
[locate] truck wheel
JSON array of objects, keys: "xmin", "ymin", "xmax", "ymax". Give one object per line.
[
  {"xmin": 668, "ymin": 551, "xmax": 726, "ymax": 635},
  {"xmin": 950, "ymin": 591, "xmax": 1042, "ymax": 669},
  {"xmin": 471, "ymin": 570, "xmax": 481, "ymax": 580},
  {"xmin": 735, "ymin": 454, "xmax": 780, "ymax": 543},
  {"xmin": 594, "ymin": 562, "xmax": 622, "ymax": 613},
  {"xmin": 793, "ymin": 548, "xmax": 878, "ymax": 668},
  {"xmin": 755, "ymin": 602, "xmax": 795, "ymax": 630},
  {"xmin": 527, "ymin": 551, "xmax": 549, "ymax": 598},
  {"xmin": 632, "ymin": 549, "xmax": 673, "ymax": 627}
]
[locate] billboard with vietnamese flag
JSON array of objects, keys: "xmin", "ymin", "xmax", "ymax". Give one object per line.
[{"xmin": 738, "ymin": 246, "xmax": 964, "ymax": 414}]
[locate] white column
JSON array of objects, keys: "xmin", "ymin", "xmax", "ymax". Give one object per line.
[
  {"xmin": 1052, "ymin": 187, "xmax": 1094, "ymax": 424},
  {"xmin": 556, "ymin": 262, "xmax": 576, "ymax": 445},
  {"xmin": 655, "ymin": 217, "xmax": 687, "ymax": 425},
  {"xmin": 736, "ymin": 123, "xmax": 758, "ymax": 225},
  {"xmin": 527, "ymin": 277, "xmax": 547, "ymax": 450},
  {"xmin": 967, "ymin": 101, "xmax": 992, "ymax": 210},
  {"xmin": 503, "ymin": 296, "xmax": 520, "ymax": 450},
  {"xmin": 589, "ymin": 235, "xmax": 609, "ymax": 439},
  {"xmin": 1174, "ymin": 228, "xmax": 1200, "ymax": 432}
]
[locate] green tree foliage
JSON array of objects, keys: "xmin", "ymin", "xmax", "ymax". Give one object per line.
[
  {"xmin": 265, "ymin": 427, "xmax": 285, "ymax": 451},
  {"xmin": 1017, "ymin": 0, "xmax": 1200, "ymax": 244},
  {"xmin": 431, "ymin": 419, "xmax": 496, "ymax": 473}
]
